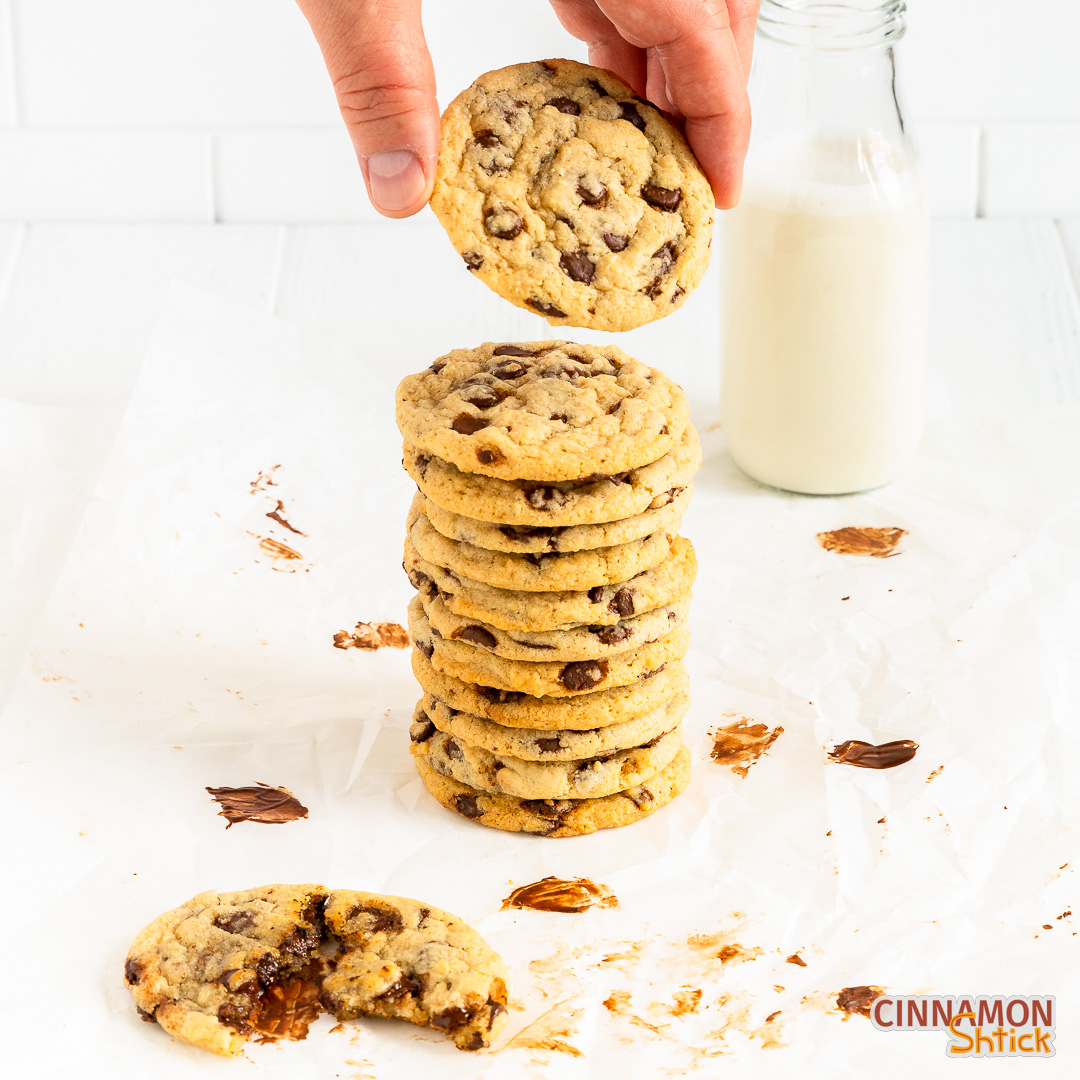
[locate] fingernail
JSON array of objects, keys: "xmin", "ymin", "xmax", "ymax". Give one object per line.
[{"xmin": 366, "ymin": 150, "xmax": 426, "ymax": 213}]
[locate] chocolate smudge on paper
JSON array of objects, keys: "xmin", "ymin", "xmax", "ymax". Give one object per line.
[
  {"xmin": 785, "ymin": 953, "xmax": 808, "ymax": 967},
  {"xmin": 828, "ymin": 739, "xmax": 918, "ymax": 770},
  {"xmin": 926, "ymin": 765, "xmax": 944, "ymax": 782},
  {"xmin": 709, "ymin": 718, "xmax": 784, "ymax": 778},
  {"xmin": 686, "ymin": 933, "xmax": 763, "ymax": 966},
  {"xmin": 250, "ymin": 465, "xmax": 281, "ymax": 493},
  {"xmin": 505, "ymin": 1001, "xmax": 584, "ymax": 1057},
  {"xmin": 333, "ymin": 622, "xmax": 410, "ymax": 651},
  {"xmin": 502, "ymin": 876, "xmax": 618, "ymax": 914},
  {"xmin": 256, "ymin": 536, "xmax": 303, "ymax": 562},
  {"xmin": 266, "ymin": 500, "xmax": 306, "ymax": 536},
  {"xmin": 817, "ymin": 526, "xmax": 907, "ymax": 558},
  {"xmin": 669, "ymin": 988, "xmax": 703, "ymax": 1016},
  {"xmin": 836, "ymin": 985, "xmax": 886, "ymax": 1017},
  {"xmin": 206, "ymin": 782, "xmax": 309, "ymax": 827}
]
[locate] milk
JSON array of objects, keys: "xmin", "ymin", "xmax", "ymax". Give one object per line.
[{"xmin": 721, "ymin": 134, "xmax": 928, "ymax": 495}]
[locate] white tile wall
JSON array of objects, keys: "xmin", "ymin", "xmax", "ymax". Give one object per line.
[
  {"xmin": 0, "ymin": 0, "xmax": 1078, "ymax": 220},
  {"xmin": 0, "ymin": 0, "xmax": 15, "ymax": 126},
  {"xmin": 0, "ymin": 131, "xmax": 212, "ymax": 220},
  {"xmin": 982, "ymin": 124, "xmax": 1080, "ymax": 218}
]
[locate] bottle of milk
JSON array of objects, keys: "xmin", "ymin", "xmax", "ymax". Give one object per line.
[{"xmin": 721, "ymin": 0, "xmax": 928, "ymax": 495}]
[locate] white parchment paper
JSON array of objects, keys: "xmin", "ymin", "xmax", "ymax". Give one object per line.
[{"xmin": 3, "ymin": 284, "xmax": 1078, "ymax": 1078}]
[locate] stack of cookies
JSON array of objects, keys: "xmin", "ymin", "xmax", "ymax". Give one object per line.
[{"xmin": 396, "ymin": 341, "xmax": 699, "ymax": 838}]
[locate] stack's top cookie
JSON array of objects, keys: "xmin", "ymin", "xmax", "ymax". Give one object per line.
[
  {"xmin": 396, "ymin": 340, "xmax": 688, "ymax": 482},
  {"xmin": 430, "ymin": 58, "xmax": 714, "ymax": 333}
]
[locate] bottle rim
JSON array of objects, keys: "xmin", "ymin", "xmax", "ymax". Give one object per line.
[{"xmin": 757, "ymin": 0, "xmax": 907, "ymax": 50}]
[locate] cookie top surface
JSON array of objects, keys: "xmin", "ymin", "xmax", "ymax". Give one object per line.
[
  {"xmin": 396, "ymin": 341, "xmax": 687, "ymax": 481},
  {"xmin": 431, "ymin": 59, "xmax": 714, "ymax": 332}
]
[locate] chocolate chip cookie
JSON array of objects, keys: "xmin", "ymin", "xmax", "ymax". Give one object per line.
[
  {"xmin": 409, "ymin": 594, "xmax": 689, "ymax": 697},
  {"xmin": 396, "ymin": 341, "xmax": 687, "ymax": 481},
  {"xmin": 431, "ymin": 59, "xmax": 714, "ymax": 332},
  {"xmin": 404, "ymin": 422, "xmax": 699, "ymax": 527},
  {"xmin": 419, "ymin": 590, "xmax": 690, "ymax": 662},
  {"xmin": 408, "ymin": 502, "xmax": 675, "ymax": 591},
  {"xmin": 413, "ymin": 487, "xmax": 691, "ymax": 554},
  {"xmin": 412, "ymin": 704, "xmax": 683, "ymax": 800},
  {"xmin": 412, "ymin": 649, "xmax": 688, "ymax": 730},
  {"xmin": 124, "ymin": 885, "xmax": 507, "ymax": 1056},
  {"xmin": 414, "ymin": 743, "xmax": 692, "ymax": 837},
  {"xmin": 405, "ymin": 534, "xmax": 697, "ymax": 632},
  {"xmin": 420, "ymin": 689, "xmax": 689, "ymax": 760}
]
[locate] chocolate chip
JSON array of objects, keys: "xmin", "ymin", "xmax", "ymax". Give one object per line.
[
  {"xmin": 417, "ymin": 639, "xmax": 434, "ymax": 659},
  {"xmin": 462, "ymin": 385, "xmax": 504, "ymax": 409},
  {"xmin": 347, "ymin": 903, "xmax": 404, "ymax": 936},
  {"xmin": 137, "ymin": 1006, "xmax": 158, "ymax": 1024},
  {"xmin": 668, "ymin": 610, "xmax": 678, "ymax": 621},
  {"xmin": 607, "ymin": 401, "xmax": 621, "ymax": 415},
  {"xmin": 588, "ymin": 586, "xmax": 604, "ymax": 603},
  {"xmin": 641, "ymin": 663, "xmax": 666, "ymax": 679},
  {"xmin": 487, "ymin": 997, "xmax": 507, "ymax": 1029},
  {"xmin": 643, "ymin": 275, "xmax": 665, "ymax": 298},
  {"xmin": 482, "ymin": 162, "xmax": 508, "ymax": 176},
  {"xmin": 548, "ymin": 96, "xmax": 581, "ymax": 115},
  {"xmin": 586, "ymin": 78, "xmax": 607, "ymax": 97},
  {"xmin": 671, "ymin": 285, "xmax": 686, "ymax": 304},
  {"xmin": 406, "ymin": 569, "xmax": 434, "ymax": 595},
  {"xmin": 429, "ymin": 624, "xmax": 442, "ymax": 638},
  {"xmin": 618, "ymin": 101, "xmax": 646, "ymax": 131},
  {"xmin": 478, "ymin": 684, "xmax": 523, "ymax": 703},
  {"xmin": 484, "ymin": 207, "xmax": 524, "ymax": 240},
  {"xmin": 429, "ymin": 359, "xmax": 446, "ymax": 373},
  {"xmin": 527, "ymin": 298, "xmax": 568, "ymax": 318},
  {"xmin": 413, "ymin": 452, "xmax": 430, "ymax": 478},
  {"xmin": 451, "ymin": 412, "xmax": 488, "ymax": 435},
  {"xmin": 255, "ymin": 952, "xmax": 279, "ymax": 988},
  {"xmin": 217, "ymin": 1002, "xmax": 253, "ymax": 1035},
  {"xmin": 214, "ymin": 911, "xmax": 258, "ymax": 935},
  {"xmin": 280, "ymin": 923, "xmax": 320, "ymax": 960},
  {"xmin": 410, "ymin": 719, "xmax": 436, "ymax": 743},
  {"xmin": 608, "ymin": 588, "xmax": 635, "ymax": 617},
  {"xmin": 625, "ymin": 786, "xmax": 655, "ymax": 808},
  {"xmin": 379, "ymin": 974, "xmax": 422, "ymax": 1002},
  {"xmin": 522, "ymin": 553, "xmax": 544, "ymax": 567},
  {"xmin": 124, "ymin": 958, "xmax": 144, "ymax": 985},
  {"xmin": 535, "ymin": 736, "xmax": 562, "ymax": 752},
  {"xmin": 445, "ymin": 738, "xmax": 463, "ymax": 760},
  {"xmin": 576, "ymin": 181, "xmax": 607, "ymax": 207},
  {"xmin": 642, "ymin": 183, "xmax": 682, "ymax": 211},
  {"xmin": 550, "ymin": 412, "xmax": 568, "ymax": 423},
  {"xmin": 473, "ymin": 129, "xmax": 500, "ymax": 148},
  {"xmin": 654, "ymin": 240, "xmax": 677, "ymax": 269},
  {"xmin": 499, "ymin": 523, "xmax": 565, "ymax": 541},
  {"xmin": 417, "ymin": 907, "xmax": 430, "ymax": 927},
  {"xmin": 462, "ymin": 251, "xmax": 483, "ymax": 271},
  {"xmin": 659, "ymin": 425, "xmax": 669, "ymax": 435},
  {"xmin": 455, "ymin": 794, "xmax": 483, "ymax": 818},
  {"xmin": 431, "ymin": 1005, "xmax": 476, "ymax": 1031},
  {"xmin": 603, "ymin": 233, "xmax": 630, "ymax": 252},
  {"xmin": 593, "ymin": 624, "xmax": 632, "ymax": 645},
  {"xmin": 493, "ymin": 344, "xmax": 541, "ymax": 358},
  {"xmin": 454, "ymin": 625, "xmax": 498, "ymax": 649},
  {"xmin": 560, "ymin": 251, "xmax": 595, "ymax": 284},
  {"xmin": 477, "ymin": 447, "xmax": 502, "ymax": 465},
  {"xmin": 523, "ymin": 484, "xmax": 569, "ymax": 510},
  {"xmin": 559, "ymin": 659, "xmax": 609, "ymax": 691},
  {"xmin": 490, "ymin": 359, "xmax": 529, "ymax": 380},
  {"xmin": 522, "ymin": 798, "xmax": 574, "ymax": 832},
  {"xmin": 581, "ymin": 470, "xmax": 632, "ymax": 485}
]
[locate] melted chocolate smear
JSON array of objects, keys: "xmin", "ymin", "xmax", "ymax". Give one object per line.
[
  {"xmin": 206, "ymin": 783, "xmax": 309, "ymax": 827},
  {"xmin": 266, "ymin": 500, "xmax": 306, "ymax": 536},
  {"xmin": 836, "ymin": 985, "xmax": 885, "ymax": 1017},
  {"xmin": 333, "ymin": 621, "xmax": 409, "ymax": 651},
  {"xmin": 502, "ymin": 876, "xmax": 619, "ymax": 913},
  {"xmin": 828, "ymin": 739, "xmax": 918, "ymax": 769},
  {"xmin": 709, "ymin": 719, "xmax": 784, "ymax": 778},
  {"xmin": 817, "ymin": 526, "xmax": 907, "ymax": 558}
]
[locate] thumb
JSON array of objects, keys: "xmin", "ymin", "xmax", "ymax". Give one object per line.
[{"xmin": 297, "ymin": 0, "xmax": 439, "ymax": 218}]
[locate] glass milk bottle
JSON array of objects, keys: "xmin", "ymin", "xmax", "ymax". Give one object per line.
[{"xmin": 721, "ymin": 0, "xmax": 928, "ymax": 495}]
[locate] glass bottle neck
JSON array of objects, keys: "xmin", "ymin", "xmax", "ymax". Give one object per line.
[{"xmin": 757, "ymin": 0, "xmax": 907, "ymax": 51}]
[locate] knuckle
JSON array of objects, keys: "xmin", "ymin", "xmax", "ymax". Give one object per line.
[{"xmin": 332, "ymin": 69, "xmax": 430, "ymax": 125}]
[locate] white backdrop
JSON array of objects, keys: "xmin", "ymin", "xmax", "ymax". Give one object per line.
[{"xmin": 0, "ymin": 0, "xmax": 1078, "ymax": 220}]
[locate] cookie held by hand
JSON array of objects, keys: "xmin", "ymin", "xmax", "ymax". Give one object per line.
[{"xmin": 431, "ymin": 59, "xmax": 714, "ymax": 332}]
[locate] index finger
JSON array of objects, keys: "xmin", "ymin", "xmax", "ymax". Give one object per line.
[{"xmin": 595, "ymin": 0, "xmax": 754, "ymax": 207}]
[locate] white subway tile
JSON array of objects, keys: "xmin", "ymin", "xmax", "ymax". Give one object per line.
[
  {"xmin": 911, "ymin": 122, "xmax": 979, "ymax": 217},
  {"xmin": 903, "ymin": 0, "xmax": 1080, "ymax": 122},
  {"xmin": 0, "ymin": 0, "xmax": 15, "ymax": 125},
  {"xmin": 215, "ymin": 129, "xmax": 375, "ymax": 223},
  {"xmin": 16, "ymin": 0, "xmax": 339, "ymax": 128},
  {"xmin": 983, "ymin": 124, "xmax": 1080, "ymax": 217},
  {"xmin": 0, "ymin": 132, "xmax": 212, "ymax": 220}
]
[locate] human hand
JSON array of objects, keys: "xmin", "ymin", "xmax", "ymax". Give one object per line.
[{"xmin": 295, "ymin": 0, "xmax": 758, "ymax": 218}]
